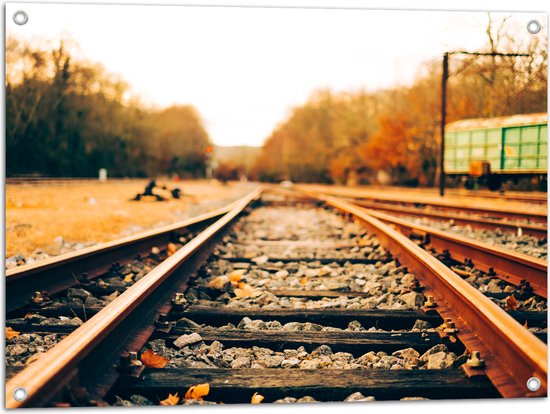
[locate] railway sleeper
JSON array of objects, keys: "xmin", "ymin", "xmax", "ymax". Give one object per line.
[{"xmin": 111, "ymin": 368, "xmax": 500, "ymax": 403}]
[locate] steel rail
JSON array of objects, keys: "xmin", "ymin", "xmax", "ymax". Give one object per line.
[
  {"xmin": 5, "ymin": 202, "xmax": 242, "ymax": 313},
  {"xmin": 349, "ymin": 206, "xmax": 547, "ymax": 299},
  {"xmin": 288, "ymin": 187, "xmax": 547, "ymax": 297},
  {"xmin": 298, "ymin": 189, "xmax": 546, "ymax": 398},
  {"xmin": 295, "ymin": 184, "xmax": 547, "ymax": 224},
  {"xmin": 337, "ymin": 198, "xmax": 547, "ymax": 238},
  {"xmin": 325, "ymin": 185, "xmax": 548, "ymax": 204},
  {"xmin": 5, "ymin": 188, "xmax": 262, "ymax": 408}
]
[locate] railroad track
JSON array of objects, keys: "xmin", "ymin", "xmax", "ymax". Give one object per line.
[
  {"xmin": 5, "ymin": 187, "xmax": 546, "ymax": 407},
  {"xmin": 294, "ymin": 186, "xmax": 547, "ymax": 300},
  {"xmin": 339, "ymin": 197, "xmax": 547, "ymax": 239},
  {"xmin": 296, "ymin": 185, "xmax": 548, "ymax": 225}
]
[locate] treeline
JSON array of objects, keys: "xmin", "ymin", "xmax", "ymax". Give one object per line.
[
  {"xmin": 6, "ymin": 37, "xmax": 211, "ymax": 178},
  {"xmin": 252, "ymin": 18, "xmax": 548, "ymax": 186}
]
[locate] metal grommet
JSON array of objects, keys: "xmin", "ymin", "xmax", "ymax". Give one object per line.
[
  {"xmin": 13, "ymin": 387, "xmax": 29, "ymax": 401},
  {"xmin": 526, "ymin": 377, "xmax": 541, "ymax": 392},
  {"xmin": 13, "ymin": 10, "xmax": 29, "ymax": 26},
  {"xmin": 527, "ymin": 20, "xmax": 541, "ymax": 34}
]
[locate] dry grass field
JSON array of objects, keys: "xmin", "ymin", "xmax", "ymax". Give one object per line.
[{"xmin": 6, "ymin": 179, "xmax": 256, "ymax": 259}]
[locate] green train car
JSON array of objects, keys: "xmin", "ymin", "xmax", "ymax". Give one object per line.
[{"xmin": 444, "ymin": 113, "xmax": 547, "ymax": 190}]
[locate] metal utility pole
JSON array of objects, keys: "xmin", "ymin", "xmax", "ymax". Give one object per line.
[
  {"xmin": 439, "ymin": 53, "xmax": 448, "ymax": 197},
  {"xmin": 439, "ymin": 51, "xmax": 529, "ymax": 197}
]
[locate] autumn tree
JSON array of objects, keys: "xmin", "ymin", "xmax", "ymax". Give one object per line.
[
  {"xmin": 252, "ymin": 14, "xmax": 546, "ymax": 186},
  {"xmin": 6, "ymin": 37, "xmax": 212, "ymax": 178}
]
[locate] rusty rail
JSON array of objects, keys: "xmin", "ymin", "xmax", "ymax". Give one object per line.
[
  {"xmin": 5, "ymin": 188, "xmax": 262, "ymax": 408},
  {"xmin": 340, "ymin": 198, "xmax": 547, "ymax": 238},
  {"xmin": 5, "ymin": 202, "xmax": 241, "ymax": 313},
  {"xmin": 296, "ymin": 184, "xmax": 547, "ymax": 224},
  {"xmin": 352, "ymin": 207, "xmax": 547, "ymax": 299},
  {"xmin": 297, "ymin": 189, "xmax": 547, "ymax": 398}
]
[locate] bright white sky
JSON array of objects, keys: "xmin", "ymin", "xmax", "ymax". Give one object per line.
[{"xmin": 5, "ymin": 2, "xmax": 547, "ymax": 146}]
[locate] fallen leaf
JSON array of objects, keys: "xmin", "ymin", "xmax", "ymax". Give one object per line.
[
  {"xmin": 234, "ymin": 283, "xmax": 259, "ymax": 298},
  {"xmin": 300, "ymin": 277, "xmax": 308, "ymax": 286},
  {"xmin": 160, "ymin": 393, "xmax": 180, "ymax": 406},
  {"xmin": 228, "ymin": 269, "xmax": 246, "ymax": 282},
  {"xmin": 167, "ymin": 243, "xmax": 178, "ymax": 256},
  {"xmin": 251, "ymin": 392, "xmax": 264, "ymax": 404},
  {"xmin": 524, "ymin": 320, "xmax": 528, "ymax": 328},
  {"xmin": 6, "ymin": 327, "xmax": 20, "ymax": 340},
  {"xmin": 207, "ymin": 275, "xmax": 230, "ymax": 291},
  {"xmin": 185, "ymin": 383, "xmax": 210, "ymax": 400},
  {"xmin": 123, "ymin": 274, "xmax": 134, "ymax": 283},
  {"xmin": 140, "ymin": 349, "xmax": 169, "ymax": 368},
  {"xmin": 506, "ymin": 295, "xmax": 519, "ymax": 311}
]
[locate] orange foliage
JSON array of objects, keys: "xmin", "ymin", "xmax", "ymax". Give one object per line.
[
  {"xmin": 140, "ymin": 349, "xmax": 169, "ymax": 368},
  {"xmin": 185, "ymin": 383, "xmax": 210, "ymax": 400},
  {"xmin": 6, "ymin": 327, "xmax": 20, "ymax": 340},
  {"xmin": 160, "ymin": 393, "xmax": 180, "ymax": 406}
]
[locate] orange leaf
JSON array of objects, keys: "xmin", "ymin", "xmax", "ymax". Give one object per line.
[
  {"xmin": 234, "ymin": 283, "xmax": 258, "ymax": 298},
  {"xmin": 184, "ymin": 383, "xmax": 210, "ymax": 400},
  {"xmin": 251, "ymin": 392, "xmax": 264, "ymax": 404},
  {"xmin": 140, "ymin": 349, "xmax": 169, "ymax": 368},
  {"xmin": 6, "ymin": 327, "xmax": 20, "ymax": 340},
  {"xmin": 123, "ymin": 274, "xmax": 134, "ymax": 283},
  {"xmin": 229, "ymin": 270, "xmax": 245, "ymax": 282},
  {"xmin": 300, "ymin": 277, "xmax": 308, "ymax": 286},
  {"xmin": 167, "ymin": 243, "xmax": 178, "ymax": 256},
  {"xmin": 160, "ymin": 393, "xmax": 180, "ymax": 406},
  {"xmin": 506, "ymin": 295, "xmax": 518, "ymax": 311}
]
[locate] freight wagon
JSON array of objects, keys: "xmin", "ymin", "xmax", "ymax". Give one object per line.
[{"xmin": 444, "ymin": 113, "xmax": 547, "ymax": 191}]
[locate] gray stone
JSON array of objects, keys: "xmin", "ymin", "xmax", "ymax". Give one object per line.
[
  {"xmin": 7, "ymin": 344, "xmax": 27, "ymax": 356},
  {"xmin": 274, "ymin": 397, "xmax": 298, "ymax": 403},
  {"xmin": 347, "ymin": 320, "xmax": 363, "ymax": 331},
  {"xmin": 275, "ymin": 270, "xmax": 289, "ymax": 278},
  {"xmin": 426, "ymin": 352, "xmax": 456, "ymax": 369},
  {"xmin": 392, "ymin": 348, "xmax": 420, "ymax": 361},
  {"xmin": 311, "ymin": 345, "xmax": 332, "ymax": 356},
  {"xmin": 331, "ymin": 352, "xmax": 354, "ymax": 363},
  {"xmin": 355, "ymin": 351, "xmax": 378, "ymax": 365},
  {"xmin": 345, "ymin": 392, "xmax": 375, "ymax": 402},
  {"xmin": 412, "ymin": 319, "xmax": 432, "ymax": 330},
  {"xmin": 231, "ymin": 356, "xmax": 251, "ymax": 368},
  {"xmin": 173, "ymin": 333, "xmax": 203, "ymax": 348},
  {"xmin": 237, "ymin": 317, "xmax": 268, "ymax": 330},
  {"xmin": 129, "ymin": 395, "xmax": 154, "ymax": 406},
  {"xmin": 260, "ymin": 355, "xmax": 284, "ymax": 368},
  {"xmin": 281, "ymin": 357, "xmax": 300, "ymax": 368},
  {"xmin": 400, "ymin": 292, "xmax": 424, "ymax": 308},
  {"xmin": 420, "ymin": 344, "xmax": 449, "ymax": 362},
  {"xmin": 486, "ymin": 279, "xmax": 503, "ymax": 293},
  {"xmin": 67, "ymin": 288, "xmax": 92, "ymax": 300},
  {"xmin": 252, "ymin": 255, "xmax": 269, "ymax": 265}
]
